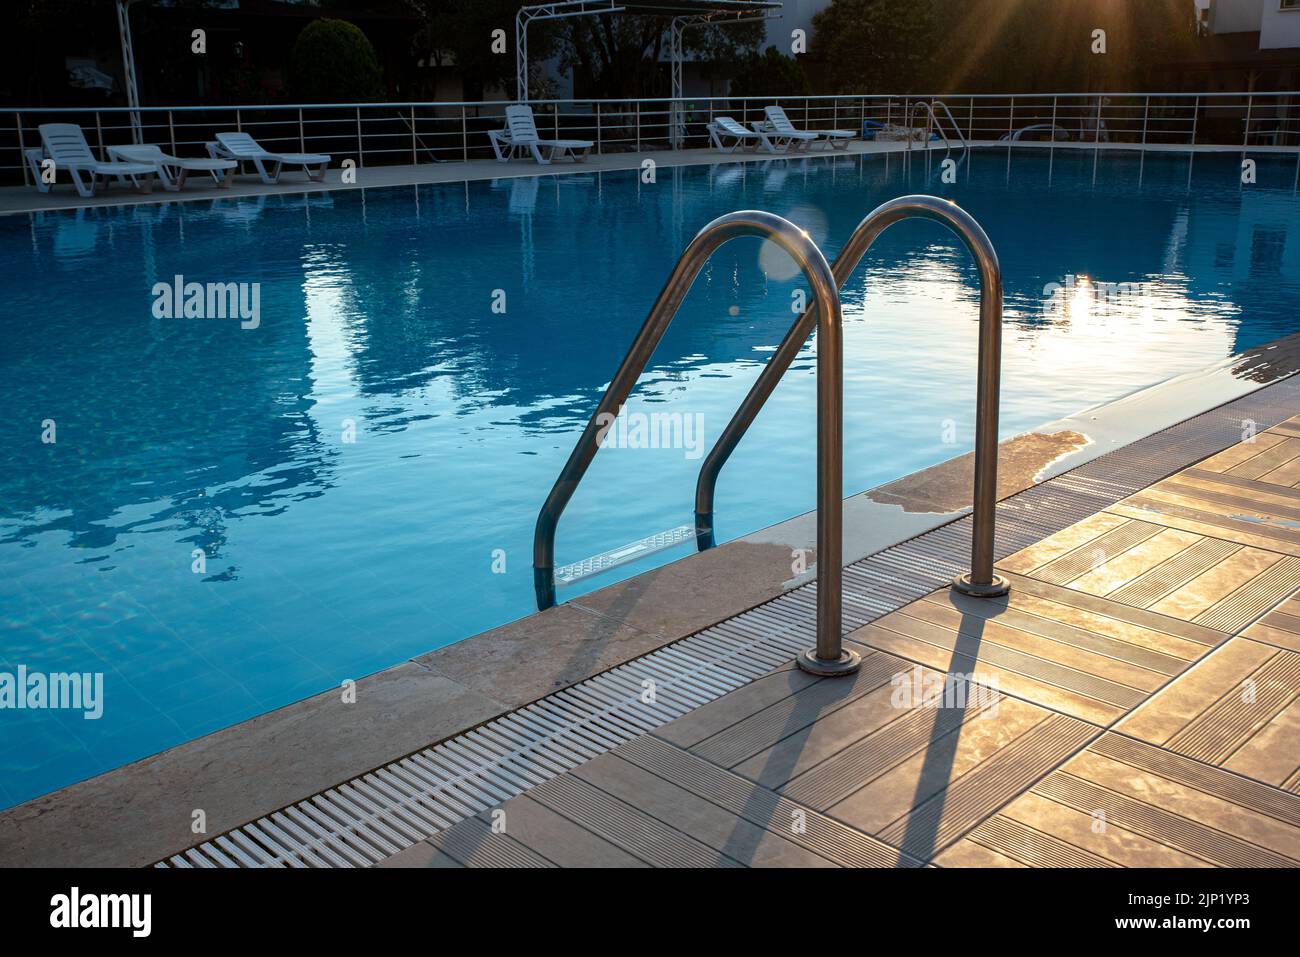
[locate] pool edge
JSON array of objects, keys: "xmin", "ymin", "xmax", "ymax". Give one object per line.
[{"xmin": 4, "ymin": 332, "xmax": 1300, "ymax": 867}]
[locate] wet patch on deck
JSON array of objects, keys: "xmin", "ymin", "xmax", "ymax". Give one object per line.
[{"xmin": 866, "ymin": 430, "xmax": 1091, "ymax": 514}]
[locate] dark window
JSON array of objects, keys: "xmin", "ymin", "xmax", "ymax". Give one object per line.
[{"xmin": 1250, "ymin": 226, "xmax": 1286, "ymax": 275}]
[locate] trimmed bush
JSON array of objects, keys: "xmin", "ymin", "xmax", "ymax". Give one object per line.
[
  {"xmin": 729, "ymin": 47, "xmax": 811, "ymax": 99},
  {"xmin": 290, "ymin": 19, "xmax": 382, "ymax": 102}
]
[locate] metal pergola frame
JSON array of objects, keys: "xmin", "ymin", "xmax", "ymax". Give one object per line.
[
  {"xmin": 514, "ymin": 0, "xmax": 781, "ymax": 110},
  {"xmin": 116, "ymin": 0, "xmax": 144, "ymax": 142}
]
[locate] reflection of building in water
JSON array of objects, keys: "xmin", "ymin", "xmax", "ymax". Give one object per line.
[
  {"xmin": 1173, "ymin": 187, "xmax": 1299, "ymax": 282},
  {"xmin": 1164, "ymin": 171, "xmax": 1300, "ymax": 350},
  {"xmin": 4, "ymin": 201, "xmax": 330, "ymax": 556}
]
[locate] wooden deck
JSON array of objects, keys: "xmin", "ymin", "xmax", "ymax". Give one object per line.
[{"xmin": 385, "ymin": 417, "xmax": 1300, "ymax": 868}]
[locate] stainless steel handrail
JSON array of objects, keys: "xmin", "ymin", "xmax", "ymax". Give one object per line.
[
  {"xmin": 934, "ymin": 100, "xmax": 968, "ymax": 149},
  {"xmin": 694, "ymin": 195, "xmax": 1010, "ymax": 599},
  {"xmin": 532, "ymin": 209, "xmax": 863, "ymax": 677},
  {"xmin": 906, "ymin": 101, "xmax": 948, "ymax": 150},
  {"xmin": 906, "ymin": 99, "xmax": 968, "ymax": 152}
]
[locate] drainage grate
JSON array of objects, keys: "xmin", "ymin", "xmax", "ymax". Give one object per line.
[
  {"xmin": 157, "ymin": 374, "xmax": 1300, "ymax": 867},
  {"xmin": 159, "ymin": 616, "xmax": 810, "ymax": 867}
]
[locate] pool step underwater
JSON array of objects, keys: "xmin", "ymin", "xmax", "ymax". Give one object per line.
[
  {"xmin": 554, "ymin": 523, "xmax": 700, "ymax": 586},
  {"xmin": 156, "ymin": 372, "xmax": 1300, "ymax": 867}
]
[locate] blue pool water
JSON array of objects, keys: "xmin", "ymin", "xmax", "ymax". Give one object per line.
[{"xmin": 3, "ymin": 147, "xmax": 1300, "ymax": 808}]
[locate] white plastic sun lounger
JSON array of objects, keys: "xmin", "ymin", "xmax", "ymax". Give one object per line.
[
  {"xmin": 207, "ymin": 132, "xmax": 330, "ymax": 184},
  {"xmin": 1000, "ymin": 123, "xmax": 1071, "ymax": 142},
  {"xmin": 28, "ymin": 123, "xmax": 157, "ymax": 198},
  {"xmin": 707, "ymin": 116, "xmax": 785, "ymax": 153},
  {"xmin": 764, "ymin": 106, "xmax": 856, "ymax": 150},
  {"xmin": 753, "ymin": 112, "xmax": 818, "ymax": 151},
  {"xmin": 107, "ymin": 143, "xmax": 236, "ymax": 191},
  {"xmin": 488, "ymin": 105, "xmax": 592, "ymax": 165}
]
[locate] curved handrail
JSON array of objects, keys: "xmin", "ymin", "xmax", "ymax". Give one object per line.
[
  {"xmin": 1001, "ymin": 123, "xmax": 1070, "ymax": 143},
  {"xmin": 934, "ymin": 100, "xmax": 968, "ymax": 149},
  {"xmin": 909, "ymin": 100, "xmax": 951, "ymax": 149},
  {"xmin": 532, "ymin": 209, "xmax": 861, "ymax": 675},
  {"xmin": 694, "ymin": 195, "xmax": 1010, "ymax": 598},
  {"xmin": 906, "ymin": 99, "xmax": 967, "ymax": 151}
]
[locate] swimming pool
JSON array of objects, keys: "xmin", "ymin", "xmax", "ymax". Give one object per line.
[{"xmin": 2, "ymin": 146, "xmax": 1299, "ymax": 808}]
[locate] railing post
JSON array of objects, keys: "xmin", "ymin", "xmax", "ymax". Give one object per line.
[
  {"xmin": 411, "ymin": 105, "xmax": 417, "ymax": 164},
  {"xmin": 954, "ymin": 229, "xmax": 1009, "ymax": 598},
  {"xmin": 968, "ymin": 97, "xmax": 974, "ymax": 142},
  {"xmin": 1008, "ymin": 96, "xmax": 1015, "ymax": 139},
  {"xmin": 1243, "ymin": 92, "xmax": 1254, "ymax": 148},
  {"xmin": 356, "ymin": 106, "xmax": 363, "ymax": 167},
  {"xmin": 1191, "ymin": 95, "xmax": 1200, "ymax": 146},
  {"xmin": 636, "ymin": 99, "xmax": 641, "ymax": 152},
  {"xmin": 298, "ymin": 108, "xmax": 304, "ymax": 153},
  {"xmin": 1141, "ymin": 95, "xmax": 1150, "ymax": 147},
  {"xmin": 95, "ymin": 111, "xmax": 104, "ymax": 161},
  {"xmin": 168, "ymin": 110, "xmax": 176, "ymax": 156},
  {"xmin": 461, "ymin": 105, "xmax": 468, "ymax": 162},
  {"xmin": 596, "ymin": 102, "xmax": 602, "ymax": 155},
  {"xmin": 16, "ymin": 112, "xmax": 29, "ymax": 187}
]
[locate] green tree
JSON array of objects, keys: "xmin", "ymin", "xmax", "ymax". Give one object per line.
[
  {"xmin": 290, "ymin": 18, "xmax": 383, "ymax": 102},
  {"xmin": 729, "ymin": 46, "xmax": 810, "ymax": 98},
  {"xmin": 931, "ymin": 0, "xmax": 1199, "ymax": 93},
  {"xmin": 811, "ymin": 0, "xmax": 1200, "ymax": 95},
  {"xmin": 557, "ymin": 15, "xmax": 764, "ymax": 99},
  {"xmin": 812, "ymin": 0, "xmax": 942, "ymax": 93},
  {"xmin": 411, "ymin": 0, "xmax": 558, "ymax": 99}
]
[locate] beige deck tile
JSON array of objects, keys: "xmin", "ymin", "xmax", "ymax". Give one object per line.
[
  {"xmin": 1057, "ymin": 748, "xmax": 1300, "ymax": 862},
  {"xmin": 1221, "ymin": 699, "xmax": 1300, "ymax": 789},
  {"xmin": 1225, "ymin": 437, "xmax": 1300, "ymax": 479},
  {"xmin": 1195, "ymin": 432, "xmax": 1288, "ymax": 473},
  {"xmin": 1149, "ymin": 548, "xmax": 1284, "ymax": 620},
  {"xmin": 1116, "ymin": 637, "xmax": 1278, "ymax": 745},
  {"xmin": 994, "ymin": 791, "xmax": 1209, "ymax": 867},
  {"xmin": 1067, "ymin": 529, "xmax": 1202, "ymax": 596},
  {"xmin": 999, "ymin": 512, "xmax": 1131, "ymax": 575}
]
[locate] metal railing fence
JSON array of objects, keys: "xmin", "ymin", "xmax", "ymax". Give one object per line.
[{"xmin": 8, "ymin": 91, "xmax": 1300, "ymax": 185}]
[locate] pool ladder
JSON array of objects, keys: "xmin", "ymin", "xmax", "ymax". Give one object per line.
[
  {"xmin": 906, "ymin": 100, "xmax": 968, "ymax": 152},
  {"xmin": 533, "ymin": 195, "xmax": 1010, "ymax": 676}
]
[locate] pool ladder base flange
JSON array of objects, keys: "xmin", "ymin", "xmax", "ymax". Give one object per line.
[
  {"xmin": 952, "ymin": 572, "xmax": 1012, "ymax": 598},
  {"xmin": 795, "ymin": 647, "xmax": 863, "ymax": 677}
]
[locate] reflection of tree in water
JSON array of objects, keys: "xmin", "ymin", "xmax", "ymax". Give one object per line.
[
  {"xmin": 321, "ymin": 153, "xmax": 1299, "ymax": 450},
  {"xmin": 335, "ymin": 168, "xmax": 854, "ymax": 431},
  {"xmin": 0, "ymin": 200, "xmax": 335, "ymax": 554},
  {"xmin": 4, "ymin": 150, "xmax": 1295, "ymax": 556}
]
